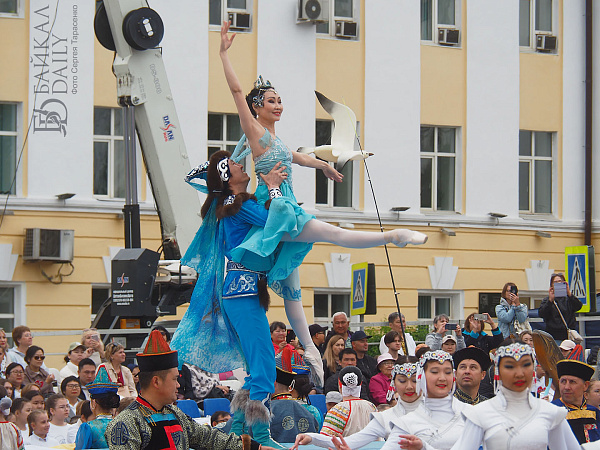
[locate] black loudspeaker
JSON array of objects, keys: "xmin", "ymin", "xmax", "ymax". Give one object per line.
[
  {"xmin": 364, "ymin": 263, "xmax": 377, "ymax": 315},
  {"xmin": 111, "ymin": 248, "xmax": 160, "ymax": 317}
]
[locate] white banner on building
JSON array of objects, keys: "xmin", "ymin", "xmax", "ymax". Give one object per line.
[{"xmin": 28, "ymin": 0, "xmax": 94, "ymax": 197}]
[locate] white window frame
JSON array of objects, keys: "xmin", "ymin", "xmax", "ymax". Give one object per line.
[
  {"xmin": 420, "ymin": 0, "xmax": 462, "ymax": 46},
  {"xmin": 417, "ymin": 290, "xmax": 463, "ymax": 322},
  {"xmin": 0, "ymin": 102, "xmax": 21, "ymax": 197},
  {"xmin": 314, "ymin": 120, "xmax": 359, "ymax": 210},
  {"xmin": 0, "ymin": 284, "xmax": 26, "ymax": 337},
  {"xmin": 207, "ymin": 113, "xmax": 244, "ymax": 157},
  {"xmin": 209, "ymin": 0, "xmax": 253, "ymax": 32},
  {"xmin": 316, "ymin": 0, "xmax": 360, "ymax": 41},
  {"xmin": 0, "ymin": 0, "xmax": 24, "ymax": 18},
  {"xmin": 518, "ymin": 130, "xmax": 556, "ymax": 217},
  {"xmin": 420, "ymin": 125, "xmax": 461, "ymax": 213},
  {"xmin": 313, "ymin": 289, "xmax": 355, "ymax": 324},
  {"xmin": 92, "ymin": 106, "xmax": 127, "ymax": 201},
  {"xmin": 519, "ymin": 0, "xmax": 558, "ymax": 53}
]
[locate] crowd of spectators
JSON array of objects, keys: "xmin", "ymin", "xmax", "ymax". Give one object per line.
[{"xmin": 0, "ymin": 271, "xmax": 598, "ymax": 449}]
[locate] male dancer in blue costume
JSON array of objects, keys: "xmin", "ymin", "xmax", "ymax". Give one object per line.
[{"xmin": 171, "ymin": 150, "xmax": 428, "ymax": 448}]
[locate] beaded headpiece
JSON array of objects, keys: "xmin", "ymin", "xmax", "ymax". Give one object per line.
[
  {"xmin": 392, "ymin": 363, "xmax": 417, "ymax": 380},
  {"xmin": 416, "ymin": 350, "xmax": 454, "ymax": 397},
  {"xmin": 389, "ymin": 363, "xmax": 417, "ymax": 401},
  {"xmin": 252, "ymin": 75, "xmax": 276, "ymax": 108},
  {"xmin": 493, "ymin": 342, "xmax": 534, "ymax": 393}
]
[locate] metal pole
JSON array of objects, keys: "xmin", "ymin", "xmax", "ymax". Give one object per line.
[
  {"xmin": 584, "ymin": 0, "xmax": 593, "ymax": 246},
  {"xmin": 122, "ymin": 104, "xmax": 141, "ymax": 248}
]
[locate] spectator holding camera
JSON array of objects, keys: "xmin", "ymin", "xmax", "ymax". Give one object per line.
[
  {"xmin": 462, "ymin": 313, "xmax": 503, "ymax": 354},
  {"xmin": 424, "ymin": 314, "xmax": 465, "ymax": 351},
  {"xmin": 538, "ymin": 273, "xmax": 583, "ymax": 341},
  {"xmin": 81, "ymin": 329, "xmax": 105, "ymax": 366},
  {"xmin": 495, "ymin": 282, "xmax": 529, "ymax": 338}
]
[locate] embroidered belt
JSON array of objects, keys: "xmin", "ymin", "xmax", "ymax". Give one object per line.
[
  {"xmin": 223, "ymin": 262, "xmax": 266, "ymax": 299},
  {"xmin": 226, "ymin": 261, "xmax": 266, "ymax": 275}
]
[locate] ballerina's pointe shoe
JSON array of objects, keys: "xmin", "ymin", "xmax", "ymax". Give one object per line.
[{"xmin": 386, "ymin": 229, "xmax": 429, "ymax": 248}]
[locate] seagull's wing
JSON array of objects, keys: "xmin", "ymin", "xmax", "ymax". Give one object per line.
[
  {"xmin": 315, "ymin": 91, "xmax": 357, "ymax": 156},
  {"xmin": 297, "ymin": 146, "xmax": 316, "ymax": 154}
]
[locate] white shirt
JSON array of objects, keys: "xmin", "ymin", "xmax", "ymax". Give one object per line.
[
  {"xmin": 379, "ymin": 334, "xmax": 416, "ymax": 356},
  {"xmin": 382, "ymin": 395, "xmax": 469, "ymax": 450},
  {"xmin": 449, "ymin": 385, "xmax": 580, "ymax": 450},
  {"xmin": 23, "ymin": 433, "xmax": 61, "ymax": 447},
  {"xmin": 47, "ymin": 422, "xmax": 72, "ymax": 444},
  {"xmin": 308, "ymin": 396, "xmax": 422, "ymax": 448},
  {"xmin": 66, "ymin": 420, "xmax": 80, "ymax": 444},
  {"xmin": 58, "ymin": 362, "xmax": 79, "ymax": 384}
]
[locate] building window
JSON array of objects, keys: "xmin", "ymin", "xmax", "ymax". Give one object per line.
[
  {"xmin": 0, "ymin": 0, "xmax": 20, "ymax": 16},
  {"xmin": 0, "ymin": 287, "xmax": 18, "ymax": 341},
  {"xmin": 93, "ymin": 107, "xmax": 126, "ymax": 198},
  {"xmin": 479, "ymin": 291, "xmax": 543, "ymax": 315},
  {"xmin": 519, "ymin": 130, "xmax": 553, "ymax": 214},
  {"xmin": 207, "ymin": 113, "xmax": 243, "ymax": 158},
  {"xmin": 316, "ymin": 0, "xmax": 359, "ymax": 40},
  {"xmin": 0, "ymin": 103, "xmax": 18, "ymax": 195},
  {"xmin": 421, "ymin": 0, "xmax": 460, "ymax": 44},
  {"xmin": 420, "ymin": 126, "xmax": 457, "ymax": 212},
  {"xmin": 209, "ymin": 0, "xmax": 252, "ymax": 31},
  {"xmin": 418, "ymin": 293, "xmax": 460, "ymax": 320},
  {"xmin": 519, "ymin": 0, "xmax": 554, "ymax": 49},
  {"xmin": 314, "ymin": 291, "xmax": 350, "ymax": 321},
  {"xmin": 315, "ymin": 120, "xmax": 354, "ymax": 208}
]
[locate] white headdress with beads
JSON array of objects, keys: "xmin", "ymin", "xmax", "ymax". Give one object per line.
[
  {"xmin": 493, "ymin": 342, "xmax": 534, "ymax": 393},
  {"xmin": 389, "ymin": 362, "xmax": 417, "ymax": 401},
  {"xmin": 416, "ymin": 350, "xmax": 454, "ymax": 397}
]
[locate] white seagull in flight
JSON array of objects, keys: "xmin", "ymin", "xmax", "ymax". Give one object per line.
[{"xmin": 298, "ymin": 91, "xmax": 373, "ymax": 171}]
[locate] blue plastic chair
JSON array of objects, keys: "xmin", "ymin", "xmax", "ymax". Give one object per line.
[
  {"xmin": 307, "ymin": 394, "xmax": 327, "ymax": 419},
  {"xmin": 203, "ymin": 397, "xmax": 231, "ymax": 417},
  {"xmin": 177, "ymin": 399, "xmax": 202, "ymax": 418}
]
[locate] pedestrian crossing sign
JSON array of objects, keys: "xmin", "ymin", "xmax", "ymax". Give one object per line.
[
  {"xmin": 351, "ymin": 262, "xmax": 368, "ymax": 316},
  {"xmin": 565, "ymin": 246, "xmax": 596, "ymax": 313}
]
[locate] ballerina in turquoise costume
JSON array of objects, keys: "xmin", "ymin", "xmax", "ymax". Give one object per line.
[{"xmin": 218, "ymin": 20, "xmax": 428, "ymax": 386}]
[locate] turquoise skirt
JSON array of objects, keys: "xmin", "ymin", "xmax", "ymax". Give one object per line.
[{"xmin": 230, "ymin": 182, "xmax": 314, "ymax": 296}]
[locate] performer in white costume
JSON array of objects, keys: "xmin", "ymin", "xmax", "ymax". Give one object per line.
[
  {"xmin": 399, "ymin": 340, "xmax": 580, "ymax": 450},
  {"xmin": 382, "ymin": 351, "xmax": 469, "ymax": 450},
  {"xmin": 293, "ymin": 357, "xmax": 421, "ymax": 449}
]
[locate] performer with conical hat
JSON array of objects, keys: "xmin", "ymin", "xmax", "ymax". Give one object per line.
[
  {"xmin": 75, "ymin": 365, "xmax": 120, "ymax": 449},
  {"xmin": 552, "ymin": 359, "xmax": 600, "ymax": 444},
  {"xmin": 105, "ymin": 331, "xmax": 263, "ymax": 450}
]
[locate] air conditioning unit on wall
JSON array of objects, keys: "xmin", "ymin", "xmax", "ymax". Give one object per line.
[
  {"xmin": 536, "ymin": 33, "xmax": 557, "ymax": 52},
  {"xmin": 438, "ymin": 27, "xmax": 460, "ymax": 46},
  {"xmin": 298, "ymin": 0, "xmax": 329, "ymax": 22},
  {"xmin": 228, "ymin": 11, "xmax": 251, "ymax": 31},
  {"xmin": 23, "ymin": 228, "xmax": 74, "ymax": 262},
  {"xmin": 335, "ymin": 20, "xmax": 357, "ymax": 38}
]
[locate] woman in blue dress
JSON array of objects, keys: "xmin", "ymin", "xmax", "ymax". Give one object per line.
[
  {"xmin": 218, "ymin": 20, "xmax": 427, "ymax": 385},
  {"xmin": 74, "ymin": 366, "xmax": 120, "ymax": 450}
]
